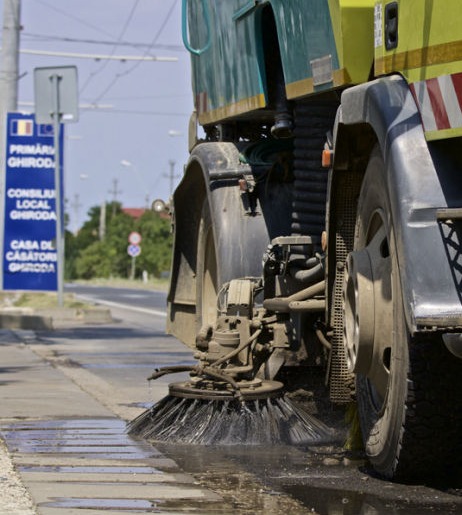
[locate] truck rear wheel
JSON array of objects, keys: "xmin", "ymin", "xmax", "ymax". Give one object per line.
[
  {"xmin": 196, "ymin": 200, "xmax": 218, "ymax": 333},
  {"xmin": 351, "ymin": 146, "xmax": 462, "ymax": 481}
]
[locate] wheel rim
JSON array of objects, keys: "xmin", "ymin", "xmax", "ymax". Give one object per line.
[{"xmin": 361, "ymin": 208, "xmax": 393, "ymax": 411}]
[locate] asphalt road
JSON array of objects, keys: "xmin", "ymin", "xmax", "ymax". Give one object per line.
[
  {"xmin": 1, "ymin": 284, "xmax": 461, "ymax": 514},
  {"xmin": 65, "ymin": 283, "xmax": 169, "ymax": 317}
]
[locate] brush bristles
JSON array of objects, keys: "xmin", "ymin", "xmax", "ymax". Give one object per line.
[{"xmin": 127, "ymin": 395, "xmax": 334, "ymax": 445}]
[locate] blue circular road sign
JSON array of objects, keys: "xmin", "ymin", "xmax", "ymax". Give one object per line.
[{"xmin": 127, "ymin": 244, "xmax": 141, "ymax": 257}]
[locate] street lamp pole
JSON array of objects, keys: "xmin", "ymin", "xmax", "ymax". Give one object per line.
[{"xmin": 120, "ymin": 159, "xmax": 149, "ymax": 206}]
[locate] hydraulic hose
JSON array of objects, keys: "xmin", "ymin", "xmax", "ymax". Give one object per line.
[
  {"xmin": 147, "ymin": 365, "xmax": 196, "ymax": 381},
  {"xmin": 292, "ymin": 262, "xmax": 324, "ymax": 284},
  {"xmin": 147, "ymin": 364, "xmax": 245, "ymax": 401},
  {"xmin": 263, "ymin": 280, "xmax": 325, "ymax": 312}
]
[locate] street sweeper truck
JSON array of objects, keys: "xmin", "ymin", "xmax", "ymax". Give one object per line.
[{"xmin": 131, "ymin": 0, "xmax": 462, "ymax": 481}]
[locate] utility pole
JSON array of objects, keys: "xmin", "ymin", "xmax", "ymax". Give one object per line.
[
  {"xmin": 99, "ymin": 202, "xmax": 106, "ymax": 240},
  {"xmin": 0, "ymin": 0, "xmax": 21, "ymax": 290},
  {"xmin": 163, "ymin": 160, "xmax": 180, "ymax": 196},
  {"xmin": 108, "ymin": 178, "xmax": 122, "ymax": 202},
  {"xmin": 108, "ymin": 178, "xmax": 122, "ymax": 216},
  {"xmin": 0, "ymin": 0, "xmax": 21, "ymax": 118},
  {"xmin": 70, "ymin": 193, "xmax": 82, "ymax": 233}
]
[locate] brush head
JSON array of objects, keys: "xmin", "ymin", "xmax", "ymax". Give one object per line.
[
  {"xmin": 127, "ymin": 390, "xmax": 335, "ymax": 446},
  {"xmin": 168, "ymin": 378, "xmax": 284, "ymax": 401}
]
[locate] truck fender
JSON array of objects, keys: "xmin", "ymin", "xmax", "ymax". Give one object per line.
[
  {"xmin": 167, "ymin": 142, "xmax": 275, "ymax": 346},
  {"xmin": 330, "ymin": 74, "xmax": 462, "ymax": 333}
]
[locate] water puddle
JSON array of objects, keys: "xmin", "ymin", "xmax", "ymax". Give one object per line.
[
  {"xmin": 44, "ymin": 498, "xmax": 153, "ymax": 510},
  {"xmin": 121, "ymin": 401, "xmax": 153, "ymax": 410},
  {"xmin": 20, "ymin": 465, "xmax": 161, "ymax": 474},
  {"xmin": 1, "ymin": 418, "xmax": 227, "ymax": 513},
  {"xmin": 155, "ymin": 442, "xmax": 462, "ymax": 515},
  {"xmin": 2, "ymin": 417, "xmax": 461, "ymax": 514}
]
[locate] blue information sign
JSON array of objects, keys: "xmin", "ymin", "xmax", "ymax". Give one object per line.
[
  {"xmin": 127, "ymin": 244, "xmax": 141, "ymax": 257},
  {"xmin": 3, "ymin": 112, "xmax": 64, "ymax": 291}
]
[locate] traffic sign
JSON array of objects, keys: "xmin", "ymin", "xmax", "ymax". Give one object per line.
[
  {"xmin": 34, "ymin": 66, "xmax": 79, "ymax": 124},
  {"xmin": 2, "ymin": 112, "xmax": 64, "ymax": 291},
  {"xmin": 127, "ymin": 244, "xmax": 141, "ymax": 257},
  {"xmin": 128, "ymin": 231, "xmax": 142, "ymax": 245}
]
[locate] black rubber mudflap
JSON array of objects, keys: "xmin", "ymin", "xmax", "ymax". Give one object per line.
[{"xmin": 291, "ymin": 101, "xmax": 338, "ymax": 244}]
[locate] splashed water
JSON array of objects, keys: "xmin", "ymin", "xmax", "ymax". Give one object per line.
[{"xmin": 127, "ymin": 394, "xmax": 334, "ymax": 445}]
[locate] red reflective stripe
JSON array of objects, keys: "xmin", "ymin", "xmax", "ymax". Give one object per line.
[
  {"xmin": 426, "ymin": 78, "xmax": 450, "ymax": 130},
  {"xmin": 451, "ymin": 72, "xmax": 462, "ymax": 112},
  {"xmin": 409, "ymin": 82, "xmax": 416, "ymax": 97},
  {"xmin": 408, "ymin": 82, "xmax": 427, "ymax": 129}
]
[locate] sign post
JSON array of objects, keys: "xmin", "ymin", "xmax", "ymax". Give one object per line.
[
  {"xmin": 34, "ymin": 66, "xmax": 78, "ymax": 306},
  {"xmin": 127, "ymin": 232, "xmax": 142, "ymax": 280},
  {"xmin": 52, "ymin": 74, "xmax": 64, "ymax": 307}
]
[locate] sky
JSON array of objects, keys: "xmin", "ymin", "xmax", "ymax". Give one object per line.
[{"xmin": 1, "ymin": 0, "xmax": 193, "ymax": 232}]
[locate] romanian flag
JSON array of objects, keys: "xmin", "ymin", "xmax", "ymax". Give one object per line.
[{"xmin": 10, "ymin": 119, "xmax": 33, "ymax": 136}]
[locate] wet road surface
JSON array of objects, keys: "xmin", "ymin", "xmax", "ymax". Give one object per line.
[
  {"xmin": 1, "ymin": 418, "xmax": 225, "ymax": 513},
  {"xmin": 0, "ymin": 285, "xmax": 461, "ymax": 514}
]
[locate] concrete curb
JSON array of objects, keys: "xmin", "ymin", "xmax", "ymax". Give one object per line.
[
  {"xmin": 0, "ymin": 307, "xmax": 112, "ymax": 330},
  {"xmin": 0, "ymin": 313, "xmax": 53, "ymax": 330}
]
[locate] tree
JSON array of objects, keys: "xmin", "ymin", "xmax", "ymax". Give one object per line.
[
  {"xmin": 65, "ymin": 202, "xmax": 173, "ymax": 280},
  {"xmin": 134, "ymin": 211, "xmax": 172, "ymax": 278},
  {"xmin": 75, "ymin": 240, "xmax": 116, "ymax": 278}
]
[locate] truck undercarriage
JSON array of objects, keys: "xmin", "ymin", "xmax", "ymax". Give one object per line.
[{"xmin": 137, "ymin": 1, "xmax": 462, "ymax": 482}]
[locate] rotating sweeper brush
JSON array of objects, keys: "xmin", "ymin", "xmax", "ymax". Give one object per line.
[{"xmin": 128, "ymin": 277, "xmax": 334, "ymax": 445}]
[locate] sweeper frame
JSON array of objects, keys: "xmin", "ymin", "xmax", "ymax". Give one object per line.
[{"xmin": 130, "ymin": 1, "xmax": 462, "ymax": 482}]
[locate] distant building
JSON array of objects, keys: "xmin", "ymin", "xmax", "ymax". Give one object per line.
[
  {"xmin": 122, "ymin": 208, "xmax": 146, "ymax": 219},
  {"xmin": 122, "ymin": 207, "xmax": 170, "ymax": 220}
]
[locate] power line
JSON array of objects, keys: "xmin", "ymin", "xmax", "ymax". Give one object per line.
[
  {"xmin": 18, "ymin": 48, "xmax": 177, "ymax": 62},
  {"xmin": 79, "ymin": 0, "xmax": 142, "ymax": 94},
  {"xmin": 103, "ymin": 94, "xmax": 190, "ymax": 100},
  {"xmin": 83, "ymin": 108, "xmax": 189, "ymax": 117},
  {"xmin": 90, "ymin": 0, "xmax": 179, "ymax": 105},
  {"xmin": 17, "ymin": 102, "xmax": 190, "ymax": 117},
  {"xmin": 32, "ymin": 0, "xmax": 117, "ymax": 39},
  {"xmin": 20, "ymin": 32, "xmax": 185, "ymax": 52}
]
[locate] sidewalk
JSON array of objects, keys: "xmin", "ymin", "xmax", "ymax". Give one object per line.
[
  {"xmin": 0, "ymin": 322, "xmax": 227, "ymax": 515},
  {"xmin": 0, "ymin": 329, "xmax": 36, "ymax": 515}
]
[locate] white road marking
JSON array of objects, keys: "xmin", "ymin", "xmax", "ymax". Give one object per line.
[{"xmin": 75, "ymin": 295, "xmax": 167, "ymax": 318}]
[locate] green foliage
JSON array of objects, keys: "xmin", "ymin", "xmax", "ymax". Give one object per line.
[
  {"xmin": 64, "ymin": 228, "xmax": 79, "ymax": 280},
  {"xmin": 134, "ymin": 210, "xmax": 172, "ymax": 277},
  {"xmin": 65, "ymin": 202, "xmax": 172, "ymax": 280},
  {"xmin": 75, "ymin": 240, "xmax": 117, "ymax": 278}
]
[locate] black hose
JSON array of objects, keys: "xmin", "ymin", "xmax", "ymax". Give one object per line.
[
  {"xmin": 292, "ymin": 262, "xmax": 324, "ymax": 283},
  {"xmin": 147, "ymin": 365, "xmax": 197, "ymax": 381},
  {"xmin": 315, "ymin": 328, "xmax": 332, "ymax": 351},
  {"xmin": 147, "ymin": 361, "xmax": 246, "ymax": 401}
]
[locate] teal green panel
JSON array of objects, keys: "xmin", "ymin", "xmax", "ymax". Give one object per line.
[
  {"xmin": 186, "ymin": 1, "xmax": 339, "ymax": 117},
  {"xmin": 188, "ymin": 1, "xmax": 264, "ymax": 113},
  {"xmin": 269, "ymin": 0, "xmax": 339, "ymax": 84}
]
